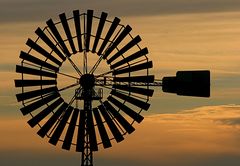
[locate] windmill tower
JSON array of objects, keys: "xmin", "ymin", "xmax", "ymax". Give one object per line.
[{"xmin": 15, "ymin": 10, "xmax": 210, "ymax": 166}]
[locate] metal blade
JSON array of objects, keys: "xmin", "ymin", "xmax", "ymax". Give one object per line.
[
  {"xmin": 16, "ymin": 86, "xmax": 58, "ymax": 102},
  {"xmin": 73, "ymin": 10, "xmax": 83, "ymax": 52},
  {"xmin": 110, "ymin": 47, "xmax": 148, "ymax": 69},
  {"xmin": 20, "ymin": 93, "xmax": 60, "ymax": 115},
  {"xmin": 92, "ymin": 12, "xmax": 108, "ymax": 53},
  {"xmin": 111, "ymin": 90, "xmax": 150, "ymax": 110},
  {"xmin": 37, "ymin": 102, "xmax": 68, "ymax": 138},
  {"xmin": 98, "ymin": 104, "xmax": 124, "ymax": 143},
  {"xmin": 87, "ymin": 108, "xmax": 98, "ymax": 151},
  {"xmin": 35, "ymin": 28, "xmax": 66, "ymax": 61},
  {"xmin": 85, "ymin": 10, "xmax": 93, "ymax": 52},
  {"xmin": 49, "ymin": 106, "xmax": 74, "ymax": 145},
  {"xmin": 113, "ymin": 61, "xmax": 153, "ymax": 75},
  {"xmin": 112, "ymin": 84, "xmax": 154, "ymax": 97},
  {"xmin": 76, "ymin": 109, "xmax": 86, "ymax": 152},
  {"xmin": 107, "ymin": 35, "xmax": 141, "ymax": 64},
  {"xmin": 92, "ymin": 108, "xmax": 112, "ymax": 149},
  {"xmin": 113, "ymin": 75, "xmax": 154, "ymax": 83},
  {"xmin": 16, "ymin": 65, "xmax": 57, "ymax": 78},
  {"xmin": 28, "ymin": 97, "xmax": 64, "ymax": 127},
  {"xmin": 62, "ymin": 108, "xmax": 79, "ymax": 150},
  {"xmin": 59, "ymin": 13, "xmax": 77, "ymax": 54},
  {"xmin": 20, "ymin": 51, "xmax": 59, "ymax": 72},
  {"xmin": 97, "ymin": 17, "xmax": 120, "ymax": 56},
  {"xmin": 15, "ymin": 79, "xmax": 56, "ymax": 87},
  {"xmin": 107, "ymin": 96, "xmax": 144, "ymax": 123},
  {"xmin": 26, "ymin": 39, "xmax": 62, "ymax": 66},
  {"xmin": 46, "ymin": 19, "xmax": 71, "ymax": 57},
  {"xmin": 103, "ymin": 101, "xmax": 135, "ymax": 134},
  {"xmin": 103, "ymin": 25, "xmax": 132, "ymax": 59}
]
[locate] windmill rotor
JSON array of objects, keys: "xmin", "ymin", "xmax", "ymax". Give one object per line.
[{"xmin": 15, "ymin": 9, "xmax": 210, "ymax": 166}]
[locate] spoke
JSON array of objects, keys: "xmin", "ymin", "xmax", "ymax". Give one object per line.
[
  {"xmin": 95, "ymin": 70, "xmax": 113, "ymax": 78},
  {"xmin": 68, "ymin": 92, "xmax": 77, "ymax": 107},
  {"xmin": 66, "ymin": 57, "xmax": 83, "ymax": 76},
  {"xmin": 58, "ymin": 82, "xmax": 79, "ymax": 92},
  {"xmin": 95, "ymin": 84, "xmax": 113, "ymax": 90},
  {"xmin": 83, "ymin": 13, "xmax": 88, "ymax": 74},
  {"xmin": 83, "ymin": 51, "xmax": 88, "ymax": 74},
  {"xmin": 57, "ymin": 71, "xmax": 79, "ymax": 80},
  {"xmin": 89, "ymin": 56, "xmax": 103, "ymax": 74}
]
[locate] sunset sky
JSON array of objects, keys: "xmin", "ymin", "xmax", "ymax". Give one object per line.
[{"xmin": 1, "ymin": 0, "xmax": 240, "ymax": 166}]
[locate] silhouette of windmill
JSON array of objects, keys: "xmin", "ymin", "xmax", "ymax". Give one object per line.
[{"xmin": 15, "ymin": 10, "xmax": 210, "ymax": 166}]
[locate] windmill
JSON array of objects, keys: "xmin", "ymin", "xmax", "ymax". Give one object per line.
[{"xmin": 15, "ymin": 10, "xmax": 210, "ymax": 166}]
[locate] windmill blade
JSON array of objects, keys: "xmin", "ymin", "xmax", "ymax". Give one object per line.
[
  {"xmin": 113, "ymin": 61, "xmax": 153, "ymax": 75},
  {"xmin": 15, "ymin": 79, "xmax": 56, "ymax": 87},
  {"xmin": 59, "ymin": 13, "xmax": 77, "ymax": 54},
  {"xmin": 92, "ymin": 108, "xmax": 112, "ymax": 149},
  {"xmin": 87, "ymin": 108, "xmax": 98, "ymax": 151},
  {"xmin": 46, "ymin": 19, "xmax": 71, "ymax": 57},
  {"xmin": 98, "ymin": 104, "xmax": 124, "ymax": 143},
  {"xmin": 26, "ymin": 39, "xmax": 62, "ymax": 66},
  {"xmin": 16, "ymin": 65, "xmax": 57, "ymax": 78},
  {"xmin": 20, "ymin": 51, "xmax": 59, "ymax": 72},
  {"xmin": 62, "ymin": 108, "xmax": 79, "ymax": 150},
  {"xmin": 73, "ymin": 10, "xmax": 83, "ymax": 52},
  {"xmin": 85, "ymin": 10, "xmax": 93, "ymax": 52},
  {"xmin": 107, "ymin": 35, "xmax": 141, "ymax": 64},
  {"xmin": 103, "ymin": 25, "xmax": 132, "ymax": 59},
  {"xmin": 37, "ymin": 102, "xmax": 68, "ymax": 138},
  {"xmin": 107, "ymin": 96, "xmax": 144, "ymax": 123},
  {"xmin": 20, "ymin": 93, "xmax": 60, "ymax": 115},
  {"xmin": 49, "ymin": 106, "xmax": 74, "ymax": 145},
  {"xmin": 111, "ymin": 90, "xmax": 150, "ymax": 110},
  {"xmin": 35, "ymin": 28, "xmax": 66, "ymax": 61},
  {"xmin": 112, "ymin": 84, "xmax": 154, "ymax": 97},
  {"xmin": 28, "ymin": 97, "xmax": 64, "ymax": 127},
  {"xmin": 15, "ymin": 10, "xmax": 154, "ymax": 156},
  {"xmin": 16, "ymin": 86, "xmax": 58, "ymax": 102},
  {"xmin": 97, "ymin": 17, "xmax": 121, "ymax": 56},
  {"xmin": 103, "ymin": 101, "xmax": 135, "ymax": 134},
  {"xmin": 92, "ymin": 12, "xmax": 108, "ymax": 53},
  {"xmin": 76, "ymin": 109, "xmax": 86, "ymax": 152},
  {"xmin": 110, "ymin": 47, "xmax": 148, "ymax": 69},
  {"xmin": 113, "ymin": 75, "xmax": 154, "ymax": 83}
]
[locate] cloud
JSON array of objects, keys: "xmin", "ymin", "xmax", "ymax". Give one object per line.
[
  {"xmin": 96, "ymin": 104, "xmax": 240, "ymax": 166},
  {"xmin": 147, "ymin": 104, "xmax": 240, "ymax": 125},
  {"xmin": 219, "ymin": 118, "xmax": 240, "ymax": 126},
  {"xmin": 2, "ymin": 0, "xmax": 240, "ymax": 23},
  {"xmin": 1, "ymin": 105, "xmax": 240, "ymax": 166}
]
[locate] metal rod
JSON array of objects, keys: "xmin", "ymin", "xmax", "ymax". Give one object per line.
[
  {"xmin": 57, "ymin": 71, "xmax": 79, "ymax": 80},
  {"xmin": 95, "ymin": 77, "xmax": 163, "ymax": 87},
  {"xmin": 58, "ymin": 82, "xmax": 79, "ymax": 92},
  {"xmin": 81, "ymin": 90, "xmax": 93, "ymax": 166}
]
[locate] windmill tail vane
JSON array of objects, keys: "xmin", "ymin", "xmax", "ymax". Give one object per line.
[{"xmin": 14, "ymin": 9, "xmax": 210, "ymax": 166}]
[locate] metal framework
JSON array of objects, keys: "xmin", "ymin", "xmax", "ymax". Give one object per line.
[{"xmin": 15, "ymin": 9, "xmax": 210, "ymax": 166}]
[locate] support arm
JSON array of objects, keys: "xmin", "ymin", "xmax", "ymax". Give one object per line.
[{"xmin": 95, "ymin": 70, "xmax": 210, "ymax": 98}]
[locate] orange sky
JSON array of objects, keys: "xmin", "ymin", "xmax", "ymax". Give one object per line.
[
  {"xmin": 1, "ymin": 105, "xmax": 240, "ymax": 166},
  {"xmin": 1, "ymin": 1, "xmax": 240, "ymax": 166}
]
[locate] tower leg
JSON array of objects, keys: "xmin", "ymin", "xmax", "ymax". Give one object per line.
[
  {"xmin": 81, "ymin": 94, "xmax": 93, "ymax": 166},
  {"xmin": 81, "ymin": 134, "xmax": 93, "ymax": 166}
]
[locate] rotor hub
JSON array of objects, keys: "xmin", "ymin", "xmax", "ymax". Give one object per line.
[{"xmin": 80, "ymin": 74, "xmax": 95, "ymax": 90}]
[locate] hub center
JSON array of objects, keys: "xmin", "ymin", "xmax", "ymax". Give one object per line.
[{"xmin": 79, "ymin": 74, "xmax": 95, "ymax": 90}]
